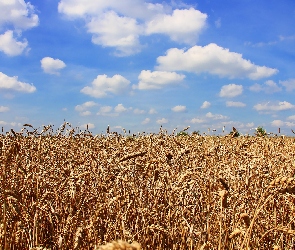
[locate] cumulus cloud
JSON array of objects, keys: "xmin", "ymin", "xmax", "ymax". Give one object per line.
[
  {"xmin": 58, "ymin": 1, "xmax": 165, "ymax": 56},
  {"xmin": 201, "ymin": 101, "xmax": 211, "ymax": 109},
  {"xmin": 134, "ymin": 108, "xmax": 145, "ymax": 114},
  {"xmin": 148, "ymin": 108, "xmax": 157, "ymax": 114},
  {"xmin": 96, "ymin": 104, "xmax": 131, "ymax": 116},
  {"xmin": 0, "ymin": 106, "xmax": 9, "ymax": 112},
  {"xmin": 75, "ymin": 101, "xmax": 98, "ymax": 116},
  {"xmin": 270, "ymin": 119, "xmax": 295, "ymax": 128},
  {"xmin": 249, "ymin": 80, "xmax": 282, "ymax": 94},
  {"xmin": 96, "ymin": 106, "xmax": 115, "ymax": 116},
  {"xmin": 271, "ymin": 120, "xmax": 285, "ymax": 127},
  {"xmin": 156, "ymin": 43, "xmax": 278, "ymax": 79},
  {"xmin": 219, "ymin": 84, "xmax": 243, "ymax": 98},
  {"xmin": 0, "ymin": 0, "xmax": 39, "ymax": 30},
  {"xmin": 0, "ymin": 72, "xmax": 36, "ymax": 93},
  {"xmin": 157, "ymin": 118, "xmax": 168, "ymax": 124},
  {"xmin": 191, "ymin": 118, "xmax": 205, "ymax": 124},
  {"xmin": 171, "ymin": 105, "xmax": 186, "ymax": 112},
  {"xmin": 145, "ymin": 8, "xmax": 207, "ymax": 44},
  {"xmin": 0, "ymin": 1, "xmax": 38, "ymax": 56},
  {"xmin": 87, "ymin": 11, "xmax": 142, "ymax": 56},
  {"xmin": 114, "ymin": 104, "xmax": 128, "ymax": 112},
  {"xmin": 80, "ymin": 111, "xmax": 91, "ymax": 116},
  {"xmin": 58, "ymin": 0, "xmax": 208, "ymax": 56},
  {"xmin": 0, "ymin": 120, "xmax": 21, "ymax": 127},
  {"xmin": 75, "ymin": 101, "xmax": 97, "ymax": 112},
  {"xmin": 279, "ymin": 79, "xmax": 295, "ymax": 92},
  {"xmin": 286, "ymin": 121, "xmax": 295, "ymax": 127},
  {"xmin": 249, "ymin": 83, "xmax": 261, "ymax": 92},
  {"xmin": 41, "ymin": 57, "xmax": 66, "ymax": 75},
  {"xmin": 135, "ymin": 70, "xmax": 185, "ymax": 90},
  {"xmin": 80, "ymin": 123, "xmax": 95, "ymax": 129},
  {"xmin": 100, "ymin": 106, "xmax": 112, "ymax": 113},
  {"xmin": 246, "ymin": 122, "xmax": 255, "ymax": 128},
  {"xmin": 254, "ymin": 101, "xmax": 295, "ymax": 111},
  {"xmin": 81, "ymin": 74, "xmax": 130, "ymax": 98},
  {"xmin": 219, "ymin": 121, "xmax": 255, "ymax": 131},
  {"xmin": 58, "ymin": 0, "xmax": 165, "ymax": 20},
  {"xmin": 141, "ymin": 118, "xmax": 150, "ymax": 124},
  {"xmin": 206, "ymin": 112, "xmax": 228, "ymax": 120},
  {"xmin": 287, "ymin": 115, "xmax": 295, "ymax": 120},
  {"xmin": 226, "ymin": 101, "xmax": 246, "ymax": 107},
  {"xmin": 0, "ymin": 30, "xmax": 29, "ymax": 56}
]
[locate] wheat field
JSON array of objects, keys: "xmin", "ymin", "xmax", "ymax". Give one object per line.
[{"xmin": 1, "ymin": 124, "xmax": 295, "ymax": 249}]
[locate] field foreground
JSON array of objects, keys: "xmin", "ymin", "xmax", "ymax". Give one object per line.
[{"xmin": 1, "ymin": 133, "xmax": 295, "ymax": 249}]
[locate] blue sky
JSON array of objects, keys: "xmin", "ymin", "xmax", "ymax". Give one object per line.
[{"xmin": 0, "ymin": 0, "xmax": 295, "ymax": 135}]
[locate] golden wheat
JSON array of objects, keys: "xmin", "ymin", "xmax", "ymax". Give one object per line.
[{"xmin": 1, "ymin": 127, "xmax": 295, "ymax": 249}]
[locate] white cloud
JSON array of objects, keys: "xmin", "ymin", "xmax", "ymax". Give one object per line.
[
  {"xmin": 156, "ymin": 43, "xmax": 278, "ymax": 79},
  {"xmin": 249, "ymin": 80, "xmax": 282, "ymax": 94},
  {"xmin": 134, "ymin": 108, "xmax": 145, "ymax": 114},
  {"xmin": 254, "ymin": 101, "xmax": 295, "ymax": 111},
  {"xmin": 87, "ymin": 11, "xmax": 142, "ymax": 56},
  {"xmin": 135, "ymin": 70, "xmax": 185, "ymax": 90},
  {"xmin": 249, "ymin": 83, "xmax": 262, "ymax": 92},
  {"xmin": 286, "ymin": 122, "xmax": 295, "ymax": 127},
  {"xmin": 80, "ymin": 111, "xmax": 91, "ymax": 116},
  {"xmin": 0, "ymin": 72, "xmax": 36, "ymax": 93},
  {"xmin": 58, "ymin": 0, "xmax": 166, "ymax": 56},
  {"xmin": 114, "ymin": 104, "xmax": 127, "ymax": 112},
  {"xmin": 0, "ymin": 121, "xmax": 7, "ymax": 126},
  {"xmin": 99, "ymin": 106, "xmax": 112, "ymax": 113},
  {"xmin": 80, "ymin": 123, "xmax": 95, "ymax": 129},
  {"xmin": 141, "ymin": 118, "xmax": 150, "ymax": 124},
  {"xmin": 279, "ymin": 79, "xmax": 295, "ymax": 92},
  {"xmin": 58, "ymin": 0, "xmax": 166, "ymax": 20},
  {"xmin": 191, "ymin": 118, "xmax": 205, "ymax": 124},
  {"xmin": 145, "ymin": 8, "xmax": 207, "ymax": 44},
  {"xmin": 206, "ymin": 112, "xmax": 228, "ymax": 120},
  {"xmin": 0, "ymin": 30, "xmax": 29, "ymax": 56},
  {"xmin": 58, "ymin": 0, "xmax": 109, "ymax": 17},
  {"xmin": 270, "ymin": 120, "xmax": 295, "ymax": 128},
  {"xmin": 263, "ymin": 80, "xmax": 282, "ymax": 93},
  {"xmin": 0, "ymin": 1, "xmax": 38, "ymax": 56},
  {"xmin": 271, "ymin": 120, "xmax": 285, "ymax": 127},
  {"xmin": 96, "ymin": 106, "xmax": 115, "ymax": 116},
  {"xmin": 246, "ymin": 122, "xmax": 255, "ymax": 128},
  {"xmin": 287, "ymin": 115, "xmax": 295, "ymax": 120},
  {"xmin": 81, "ymin": 74, "xmax": 130, "ymax": 98},
  {"xmin": 75, "ymin": 101, "xmax": 98, "ymax": 112},
  {"xmin": 0, "ymin": 106, "xmax": 9, "ymax": 112},
  {"xmin": 157, "ymin": 118, "xmax": 168, "ymax": 124},
  {"xmin": 219, "ymin": 84, "xmax": 243, "ymax": 98},
  {"xmin": 75, "ymin": 101, "xmax": 98, "ymax": 116},
  {"xmin": 0, "ymin": 0, "xmax": 39, "ymax": 30},
  {"xmin": 148, "ymin": 108, "xmax": 157, "ymax": 114},
  {"xmin": 226, "ymin": 101, "xmax": 246, "ymax": 107},
  {"xmin": 201, "ymin": 101, "xmax": 211, "ymax": 109},
  {"xmin": 58, "ymin": 1, "xmax": 209, "ymax": 56},
  {"xmin": 0, "ymin": 120, "xmax": 21, "ymax": 127},
  {"xmin": 219, "ymin": 121, "xmax": 255, "ymax": 131},
  {"xmin": 41, "ymin": 57, "xmax": 66, "ymax": 75},
  {"xmin": 171, "ymin": 105, "xmax": 186, "ymax": 112}
]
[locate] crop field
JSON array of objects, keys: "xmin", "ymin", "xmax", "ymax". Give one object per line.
[{"xmin": 1, "ymin": 124, "xmax": 295, "ymax": 249}]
